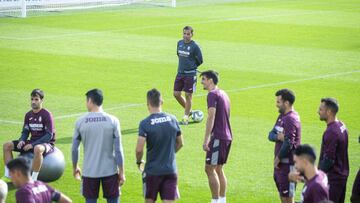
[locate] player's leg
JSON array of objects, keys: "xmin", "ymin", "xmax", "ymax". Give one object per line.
[
  {"xmin": 3, "ymin": 141, "xmax": 15, "ymax": 164},
  {"xmin": 173, "ymin": 75, "xmax": 186, "ymax": 108},
  {"xmin": 101, "ymin": 174, "xmax": 120, "ymax": 203},
  {"xmin": 82, "ymin": 176, "xmax": 101, "ymax": 203},
  {"xmin": 160, "ymin": 174, "xmax": 178, "ymax": 203},
  {"xmin": 205, "ymin": 164, "xmax": 220, "ymax": 200},
  {"xmin": 275, "ymin": 164, "xmax": 294, "ymax": 203},
  {"xmin": 145, "ymin": 175, "xmax": 161, "ymax": 203},
  {"xmin": 215, "ymin": 165, "xmax": 227, "ymax": 201},
  {"xmin": 181, "ymin": 76, "xmax": 196, "ymax": 124},
  {"xmin": 215, "ymin": 140, "xmax": 231, "ymax": 203},
  {"xmin": 329, "ymin": 180, "xmax": 347, "ymax": 203},
  {"xmin": 184, "ymin": 92, "xmax": 192, "ymax": 117},
  {"xmin": 2, "ymin": 141, "xmax": 15, "ymax": 178},
  {"xmin": 32, "ymin": 144, "xmax": 48, "ymax": 180}
]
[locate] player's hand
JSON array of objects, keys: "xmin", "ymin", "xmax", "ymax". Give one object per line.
[
  {"xmin": 17, "ymin": 141, "xmax": 25, "ymax": 149},
  {"xmin": 274, "ymin": 156, "xmax": 280, "ymax": 169},
  {"xmin": 277, "ymin": 132, "xmax": 285, "ymax": 141},
  {"xmin": 203, "ymin": 141, "xmax": 210, "ymax": 152},
  {"xmin": 73, "ymin": 167, "xmax": 81, "ymax": 180},
  {"xmin": 23, "ymin": 144, "xmax": 33, "ymax": 151},
  {"xmin": 137, "ymin": 160, "xmax": 145, "ymax": 173},
  {"xmin": 288, "ymin": 171, "xmax": 304, "ymax": 183},
  {"xmin": 118, "ymin": 173, "xmax": 125, "ymax": 186}
]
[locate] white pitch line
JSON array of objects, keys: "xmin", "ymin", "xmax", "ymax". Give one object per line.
[
  {"xmin": 1, "ymin": 70, "xmax": 359, "ymax": 125},
  {"xmin": 0, "ymin": 119, "xmax": 22, "ymax": 125},
  {"xmin": 0, "ymin": 10, "xmax": 336, "ymax": 41}
]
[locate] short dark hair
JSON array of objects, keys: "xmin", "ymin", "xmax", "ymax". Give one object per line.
[
  {"xmin": 275, "ymin": 89, "xmax": 295, "ymax": 105},
  {"xmin": 6, "ymin": 157, "xmax": 31, "ymax": 177},
  {"xmin": 147, "ymin": 88, "xmax": 161, "ymax": 107},
  {"xmin": 86, "ymin": 89, "xmax": 103, "ymax": 106},
  {"xmin": 294, "ymin": 144, "xmax": 317, "ymax": 164},
  {"xmin": 200, "ymin": 70, "xmax": 219, "ymax": 85},
  {"xmin": 183, "ymin": 26, "xmax": 193, "ymax": 34},
  {"xmin": 31, "ymin": 89, "xmax": 44, "ymax": 99},
  {"xmin": 321, "ymin": 97, "xmax": 339, "ymax": 114}
]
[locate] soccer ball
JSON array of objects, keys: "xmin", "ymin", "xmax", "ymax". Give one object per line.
[{"xmin": 191, "ymin": 110, "xmax": 204, "ymax": 123}]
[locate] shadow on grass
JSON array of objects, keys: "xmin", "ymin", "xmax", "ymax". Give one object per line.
[{"xmin": 55, "ymin": 128, "xmax": 139, "ymax": 144}]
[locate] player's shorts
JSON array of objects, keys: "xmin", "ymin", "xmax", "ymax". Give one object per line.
[
  {"xmin": 142, "ymin": 173, "xmax": 180, "ymax": 201},
  {"xmin": 173, "ymin": 75, "xmax": 197, "ymax": 93},
  {"xmin": 273, "ymin": 163, "xmax": 296, "ymax": 197},
  {"xmin": 82, "ymin": 173, "xmax": 119, "ymax": 199},
  {"xmin": 329, "ymin": 179, "xmax": 347, "ymax": 203},
  {"xmin": 205, "ymin": 138, "xmax": 232, "ymax": 165},
  {"xmin": 12, "ymin": 140, "xmax": 54, "ymax": 156}
]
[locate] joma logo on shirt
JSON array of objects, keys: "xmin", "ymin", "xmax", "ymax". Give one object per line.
[
  {"xmin": 150, "ymin": 116, "xmax": 171, "ymax": 125},
  {"xmin": 31, "ymin": 185, "xmax": 48, "ymax": 195},
  {"xmin": 85, "ymin": 117, "xmax": 107, "ymax": 123}
]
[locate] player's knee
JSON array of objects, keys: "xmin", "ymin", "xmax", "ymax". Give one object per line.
[
  {"xmin": 33, "ymin": 145, "xmax": 45, "ymax": 155},
  {"xmin": 205, "ymin": 165, "xmax": 216, "ymax": 175},
  {"xmin": 3, "ymin": 142, "xmax": 13, "ymax": 151},
  {"xmin": 185, "ymin": 92, "xmax": 192, "ymax": 99},
  {"xmin": 173, "ymin": 91, "xmax": 181, "ymax": 98}
]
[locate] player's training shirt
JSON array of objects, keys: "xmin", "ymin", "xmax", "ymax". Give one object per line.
[
  {"xmin": 16, "ymin": 181, "xmax": 61, "ymax": 203},
  {"xmin": 300, "ymin": 170, "xmax": 329, "ymax": 203},
  {"xmin": 177, "ymin": 40, "xmax": 203, "ymax": 76},
  {"xmin": 207, "ymin": 88, "xmax": 232, "ymax": 141},
  {"xmin": 273, "ymin": 111, "xmax": 301, "ymax": 164},
  {"xmin": 138, "ymin": 112, "xmax": 181, "ymax": 176},
  {"xmin": 319, "ymin": 120, "xmax": 349, "ymax": 182},
  {"xmin": 22, "ymin": 108, "xmax": 55, "ymax": 144},
  {"xmin": 73, "ymin": 112, "xmax": 122, "ymax": 178}
]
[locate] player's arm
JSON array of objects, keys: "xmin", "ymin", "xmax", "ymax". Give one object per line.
[
  {"xmin": 135, "ymin": 136, "xmax": 146, "ymax": 167},
  {"xmin": 17, "ymin": 115, "xmax": 30, "ymax": 149},
  {"xmin": 277, "ymin": 119, "xmax": 298, "ymax": 159},
  {"xmin": 194, "ymin": 44, "xmax": 203, "ymax": 66},
  {"xmin": 71, "ymin": 122, "xmax": 81, "ymax": 179},
  {"xmin": 29, "ymin": 131, "xmax": 52, "ymax": 146},
  {"xmin": 136, "ymin": 121, "xmax": 147, "ymax": 169},
  {"xmin": 203, "ymin": 107, "xmax": 216, "ymax": 151},
  {"xmin": 176, "ymin": 134, "xmax": 183, "ymax": 152},
  {"xmin": 48, "ymin": 184, "xmax": 72, "ymax": 203},
  {"xmin": 268, "ymin": 127, "xmax": 278, "ymax": 142},
  {"xmin": 51, "ymin": 191, "xmax": 72, "ymax": 203},
  {"xmin": 57, "ymin": 193, "xmax": 72, "ymax": 203},
  {"xmin": 319, "ymin": 131, "xmax": 337, "ymax": 172},
  {"xmin": 113, "ymin": 118, "xmax": 125, "ymax": 186}
]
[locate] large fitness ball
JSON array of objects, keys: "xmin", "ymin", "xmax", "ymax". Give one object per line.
[{"xmin": 20, "ymin": 147, "xmax": 65, "ymax": 182}]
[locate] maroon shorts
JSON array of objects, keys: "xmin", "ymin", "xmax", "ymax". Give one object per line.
[
  {"xmin": 12, "ymin": 140, "xmax": 54, "ymax": 156},
  {"xmin": 205, "ymin": 138, "xmax": 232, "ymax": 165},
  {"xmin": 82, "ymin": 174, "xmax": 119, "ymax": 199},
  {"xmin": 173, "ymin": 75, "xmax": 197, "ymax": 93},
  {"xmin": 273, "ymin": 164, "xmax": 296, "ymax": 197},
  {"xmin": 329, "ymin": 179, "xmax": 347, "ymax": 203},
  {"xmin": 143, "ymin": 173, "xmax": 179, "ymax": 201}
]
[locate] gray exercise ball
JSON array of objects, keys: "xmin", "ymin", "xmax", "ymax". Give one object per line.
[{"xmin": 19, "ymin": 147, "xmax": 65, "ymax": 182}]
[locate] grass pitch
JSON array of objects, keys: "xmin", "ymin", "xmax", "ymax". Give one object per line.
[{"xmin": 0, "ymin": 0, "xmax": 359, "ymax": 202}]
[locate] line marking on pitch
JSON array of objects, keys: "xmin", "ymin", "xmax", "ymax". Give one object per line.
[{"xmin": 1, "ymin": 70, "xmax": 358, "ymax": 125}]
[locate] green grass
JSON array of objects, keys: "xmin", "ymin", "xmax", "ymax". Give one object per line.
[{"xmin": 0, "ymin": 0, "xmax": 359, "ymax": 202}]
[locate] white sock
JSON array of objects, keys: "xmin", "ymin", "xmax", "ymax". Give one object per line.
[
  {"xmin": 219, "ymin": 196, "xmax": 226, "ymax": 203},
  {"xmin": 32, "ymin": 172, "xmax": 39, "ymax": 181},
  {"xmin": 211, "ymin": 199, "xmax": 219, "ymax": 203},
  {"xmin": 183, "ymin": 115, "xmax": 189, "ymax": 120},
  {"xmin": 4, "ymin": 167, "xmax": 10, "ymax": 178}
]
